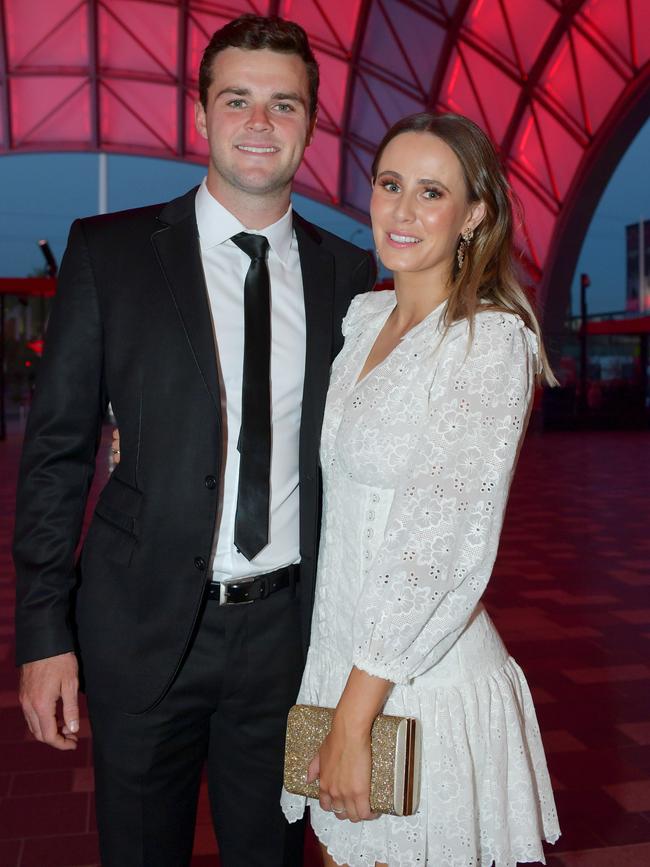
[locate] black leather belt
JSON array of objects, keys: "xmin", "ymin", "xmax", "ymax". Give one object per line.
[{"xmin": 207, "ymin": 564, "xmax": 300, "ymax": 605}]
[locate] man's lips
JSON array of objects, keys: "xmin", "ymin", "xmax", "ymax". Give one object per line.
[{"xmin": 235, "ymin": 144, "xmax": 280, "ymax": 154}]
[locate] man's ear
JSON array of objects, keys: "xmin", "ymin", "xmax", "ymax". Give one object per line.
[
  {"xmin": 195, "ymin": 101, "xmax": 208, "ymax": 140},
  {"xmin": 306, "ymin": 108, "xmax": 318, "ymax": 147}
]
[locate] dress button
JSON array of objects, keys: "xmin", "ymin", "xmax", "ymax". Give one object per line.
[
  {"xmin": 204, "ymin": 475, "xmax": 217, "ymax": 490},
  {"xmin": 194, "ymin": 556, "xmax": 206, "ymax": 571}
]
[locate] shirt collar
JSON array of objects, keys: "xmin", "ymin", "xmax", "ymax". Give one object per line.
[{"xmin": 195, "ymin": 178, "xmax": 293, "ymax": 263}]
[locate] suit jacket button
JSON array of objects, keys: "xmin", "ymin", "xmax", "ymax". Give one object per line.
[
  {"xmin": 204, "ymin": 475, "xmax": 217, "ymax": 490},
  {"xmin": 194, "ymin": 557, "xmax": 207, "ymax": 571}
]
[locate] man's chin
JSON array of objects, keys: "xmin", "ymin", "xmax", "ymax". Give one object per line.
[{"xmin": 231, "ymin": 172, "xmax": 294, "ymax": 198}]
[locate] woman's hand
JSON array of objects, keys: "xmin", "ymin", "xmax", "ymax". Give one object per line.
[
  {"xmin": 111, "ymin": 429, "xmax": 121, "ymax": 464},
  {"xmin": 307, "ymin": 713, "xmax": 377, "ymax": 822},
  {"xmin": 307, "ymin": 666, "xmax": 392, "ymax": 822}
]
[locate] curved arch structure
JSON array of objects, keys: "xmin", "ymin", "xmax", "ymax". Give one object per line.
[{"xmin": 0, "ymin": 0, "xmax": 648, "ymax": 323}]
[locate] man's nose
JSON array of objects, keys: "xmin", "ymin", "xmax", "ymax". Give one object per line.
[{"xmin": 246, "ymin": 105, "xmax": 272, "ymax": 130}]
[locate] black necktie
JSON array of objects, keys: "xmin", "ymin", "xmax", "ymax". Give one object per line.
[{"xmin": 231, "ymin": 232, "xmax": 271, "ymax": 561}]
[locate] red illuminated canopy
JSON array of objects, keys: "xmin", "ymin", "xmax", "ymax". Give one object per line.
[{"xmin": 0, "ymin": 1, "xmax": 649, "ymax": 318}]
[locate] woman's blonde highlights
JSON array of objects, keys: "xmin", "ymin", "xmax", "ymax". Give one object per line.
[{"xmin": 371, "ymin": 113, "xmax": 557, "ymax": 386}]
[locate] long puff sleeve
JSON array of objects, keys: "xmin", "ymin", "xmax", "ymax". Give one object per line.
[{"xmin": 352, "ymin": 311, "xmax": 537, "ymax": 684}]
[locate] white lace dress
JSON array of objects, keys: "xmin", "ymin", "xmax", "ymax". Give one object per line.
[{"xmin": 281, "ymin": 290, "xmax": 560, "ymax": 866}]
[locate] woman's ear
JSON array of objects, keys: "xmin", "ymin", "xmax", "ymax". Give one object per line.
[{"xmin": 467, "ymin": 200, "xmax": 487, "ymax": 233}]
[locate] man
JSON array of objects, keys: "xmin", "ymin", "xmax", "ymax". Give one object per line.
[{"xmin": 13, "ymin": 14, "xmax": 375, "ymax": 867}]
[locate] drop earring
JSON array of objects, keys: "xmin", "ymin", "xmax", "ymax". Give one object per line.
[{"xmin": 456, "ymin": 227, "xmax": 474, "ymax": 269}]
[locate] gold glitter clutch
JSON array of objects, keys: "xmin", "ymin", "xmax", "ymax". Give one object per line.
[{"xmin": 283, "ymin": 704, "xmax": 421, "ymax": 816}]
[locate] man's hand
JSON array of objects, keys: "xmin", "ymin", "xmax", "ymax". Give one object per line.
[
  {"xmin": 19, "ymin": 652, "xmax": 80, "ymax": 750},
  {"xmin": 111, "ymin": 428, "xmax": 121, "ymax": 464}
]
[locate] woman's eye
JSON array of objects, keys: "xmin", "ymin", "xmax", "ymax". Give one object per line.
[
  {"xmin": 382, "ymin": 181, "xmax": 400, "ymax": 192},
  {"xmin": 423, "ymin": 188, "xmax": 441, "ymax": 199}
]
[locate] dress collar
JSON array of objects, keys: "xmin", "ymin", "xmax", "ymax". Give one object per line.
[{"xmin": 398, "ymin": 296, "xmax": 448, "ymax": 343}]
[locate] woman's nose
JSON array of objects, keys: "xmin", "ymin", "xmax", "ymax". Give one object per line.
[{"xmin": 393, "ymin": 194, "xmax": 416, "ymax": 222}]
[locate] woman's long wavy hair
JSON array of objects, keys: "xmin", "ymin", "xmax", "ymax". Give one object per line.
[{"xmin": 371, "ymin": 112, "xmax": 557, "ymax": 385}]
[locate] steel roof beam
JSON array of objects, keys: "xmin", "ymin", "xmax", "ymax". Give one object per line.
[
  {"xmin": 177, "ymin": 0, "xmax": 189, "ymax": 158},
  {"xmin": 501, "ymin": 0, "xmax": 584, "ymax": 160},
  {"xmin": 88, "ymin": 0, "xmax": 100, "ymax": 150},
  {"xmin": 0, "ymin": 0, "xmax": 11, "ymax": 150},
  {"xmin": 338, "ymin": 0, "xmax": 373, "ymax": 210}
]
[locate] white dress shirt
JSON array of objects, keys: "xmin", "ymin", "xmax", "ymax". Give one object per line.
[{"xmin": 195, "ymin": 179, "xmax": 305, "ymax": 582}]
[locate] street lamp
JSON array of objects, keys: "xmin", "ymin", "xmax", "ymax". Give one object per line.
[
  {"xmin": 38, "ymin": 240, "xmax": 58, "ymax": 277},
  {"xmin": 579, "ymin": 272, "xmax": 590, "ymax": 417}
]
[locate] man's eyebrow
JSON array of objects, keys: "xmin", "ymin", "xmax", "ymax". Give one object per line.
[
  {"xmin": 271, "ymin": 91, "xmax": 305, "ymax": 104},
  {"xmin": 215, "ymin": 86, "xmax": 251, "ymax": 99},
  {"xmin": 214, "ymin": 87, "xmax": 305, "ymax": 106}
]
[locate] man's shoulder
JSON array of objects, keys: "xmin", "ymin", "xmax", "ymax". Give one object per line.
[
  {"xmin": 293, "ymin": 212, "xmax": 370, "ymax": 262},
  {"xmin": 77, "ymin": 186, "xmax": 198, "ymax": 239},
  {"xmin": 78, "ymin": 203, "xmax": 163, "ymax": 238}
]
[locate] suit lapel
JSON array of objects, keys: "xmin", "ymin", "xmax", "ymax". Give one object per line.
[
  {"xmin": 151, "ymin": 189, "xmax": 220, "ymax": 416},
  {"xmin": 150, "ymin": 198, "xmax": 335, "ymax": 446},
  {"xmin": 294, "ymin": 214, "xmax": 335, "ymax": 450}
]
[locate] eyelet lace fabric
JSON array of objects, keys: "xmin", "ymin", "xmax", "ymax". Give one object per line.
[{"xmin": 281, "ymin": 291, "xmax": 560, "ymax": 866}]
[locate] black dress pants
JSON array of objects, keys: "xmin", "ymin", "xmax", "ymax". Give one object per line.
[{"xmin": 87, "ymin": 584, "xmax": 306, "ymax": 867}]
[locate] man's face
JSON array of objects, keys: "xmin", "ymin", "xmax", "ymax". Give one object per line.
[{"xmin": 195, "ymin": 47, "xmax": 315, "ymax": 203}]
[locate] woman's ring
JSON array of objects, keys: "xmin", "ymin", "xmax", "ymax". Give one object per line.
[
  {"xmin": 111, "ymin": 448, "xmax": 120, "ymax": 455},
  {"xmin": 332, "ymin": 807, "xmax": 346, "ymax": 814}
]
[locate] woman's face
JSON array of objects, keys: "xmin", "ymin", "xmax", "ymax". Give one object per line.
[{"xmin": 370, "ymin": 131, "xmax": 484, "ymax": 281}]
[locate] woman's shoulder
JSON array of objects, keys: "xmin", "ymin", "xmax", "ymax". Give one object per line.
[
  {"xmin": 341, "ymin": 289, "xmax": 395, "ymax": 337},
  {"xmin": 449, "ymin": 307, "xmax": 539, "ymax": 358},
  {"xmin": 474, "ymin": 307, "xmax": 528, "ymax": 337}
]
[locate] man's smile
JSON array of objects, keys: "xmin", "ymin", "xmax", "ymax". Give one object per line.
[{"xmin": 235, "ymin": 144, "xmax": 280, "ymax": 154}]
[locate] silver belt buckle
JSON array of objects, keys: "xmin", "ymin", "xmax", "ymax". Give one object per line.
[{"xmin": 219, "ymin": 575, "xmax": 257, "ymax": 606}]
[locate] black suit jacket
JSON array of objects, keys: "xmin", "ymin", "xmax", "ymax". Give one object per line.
[{"xmin": 13, "ymin": 186, "xmax": 375, "ymax": 713}]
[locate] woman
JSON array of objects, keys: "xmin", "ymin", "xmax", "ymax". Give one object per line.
[{"xmin": 280, "ymin": 113, "xmax": 560, "ymax": 866}]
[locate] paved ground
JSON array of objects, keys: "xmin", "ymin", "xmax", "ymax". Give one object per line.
[{"xmin": 1, "ymin": 423, "xmax": 649, "ymax": 866}]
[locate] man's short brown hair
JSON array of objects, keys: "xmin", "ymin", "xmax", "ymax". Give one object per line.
[{"xmin": 199, "ymin": 14, "xmax": 319, "ymax": 118}]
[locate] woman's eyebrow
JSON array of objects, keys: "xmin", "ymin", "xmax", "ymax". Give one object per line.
[
  {"xmin": 417, "ymin": 177, "xmax": 450, "ymax": 192},
  {"xmin": 377, "ymin": 170, "xmax": 450, "ymax": 192}
]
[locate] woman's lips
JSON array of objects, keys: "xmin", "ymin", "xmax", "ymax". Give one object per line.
[{"xmin": 384, "ymin": 231, "xmax": 422, "ymax": 249}]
